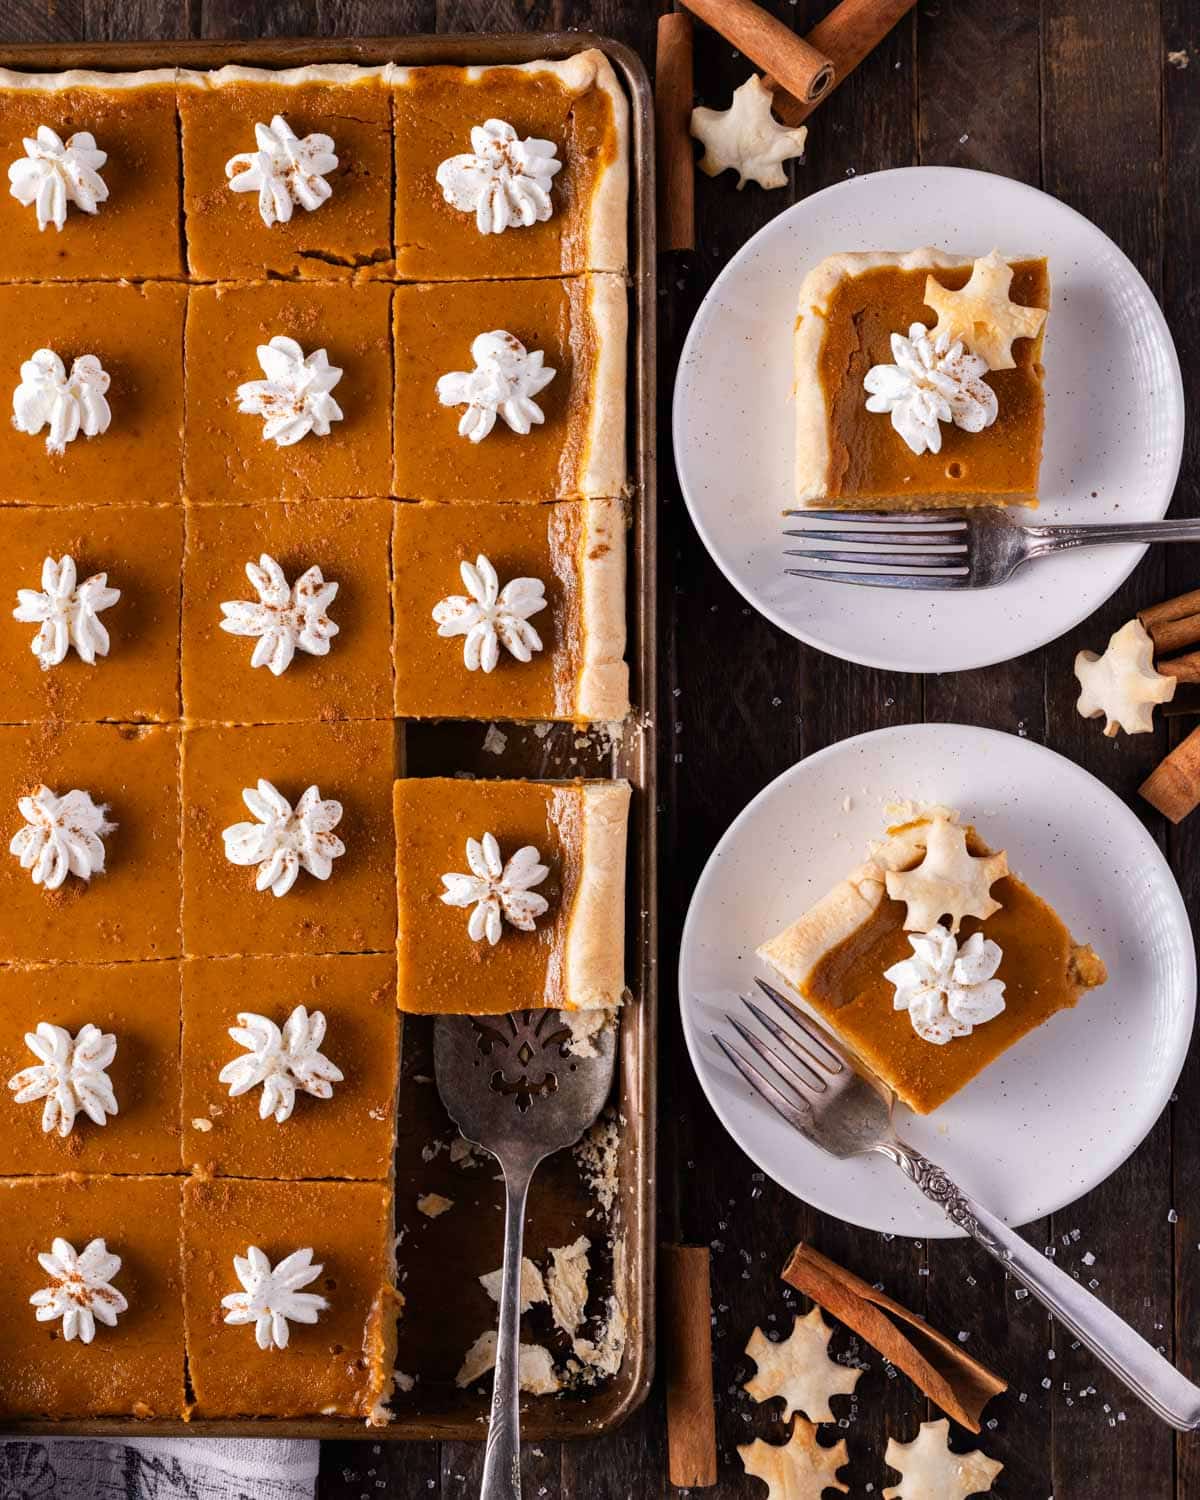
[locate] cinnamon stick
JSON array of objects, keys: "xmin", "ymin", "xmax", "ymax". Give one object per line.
[
  {"xmin": 1143, "ymin": 612, "xmax": 1200, "ymax": 657},
  {"xmin": 1158, "ymin": 650, "xmax": 1200, "ymax": 684},
  {"xmin": 680, "ymin": 0, "xmax": 835, "ymax": 105},
  {"xmin": 771, "ymin": 0, "xmax": 919, "ymax": 127},
  {"xmin": 662, "ymin": 1244, "xmax": 718, "ymax": 1488},
  {"xmin": 782, "ymin": 1242, "xmax": 1006, "ymax": 1433},
  {"xmin": 1140, "ymin": 724, "xmax": 1200, "ymax": 823},
  {"xmin": 656, "ymin": 13, "xmax": 696, "ymax": 253},
  {"xmin": 1139, "ymin": 588, "xmax": 1200, "ymax": 630}
]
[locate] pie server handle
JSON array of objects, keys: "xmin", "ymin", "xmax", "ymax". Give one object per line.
[
  {"xmin": 480, "ymin": 1158, "xmax": 537, "ymax": 1499},
  {"xmin": 878, "ymin": 1139, "xmax": 1200, "ymax": 1431}
]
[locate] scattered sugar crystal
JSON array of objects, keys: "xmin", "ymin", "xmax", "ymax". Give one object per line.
[
  {"xmin": 1082, "ymin": 1251, "xmax": 1096, "ymax": 1266},
  {"xmin": 1042, "ymin": 1377, "xmax": 1052, "ymax": 1389},
  {"xmin": 1169, "ymin": 1208, "xmax": 1179, "ymax": 1223},
  {"xmin": 957, "ymin": 1331, "xmax": 970, "ymax": 1343},
  {"xmin": 1014, "ymin": 1288, "xmax": 1029, "ymax": 1300}
]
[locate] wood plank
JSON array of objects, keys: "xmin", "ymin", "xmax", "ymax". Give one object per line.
[
  {"xmin": 1041, "ymin": 0, "xmax": 1173, "ymax": 1494},
  {"xmin": 0, "ymin": 1, "xmax": 85, "ymax": 44},
  {"xmin": 84, "ymin": 1, "xmax": 193, "ymax": 40}
]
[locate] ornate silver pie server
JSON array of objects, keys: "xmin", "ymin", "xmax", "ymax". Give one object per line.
[
  {"xmin": 434, "ymin": 1010, "xmax": 618, "ymax": 1499},
  {"xmin": 714, "ymin": 976, "xmax": 1200, "ymax": 1431}
]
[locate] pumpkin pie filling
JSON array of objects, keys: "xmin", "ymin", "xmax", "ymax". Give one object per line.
[
  {"xmin": 794, "ymin": 251, "xmax": 1049, "ymax": 509},
  {"xmin": 760, "ymin": 813, "xmax": 1106, "ymax": 1115}
]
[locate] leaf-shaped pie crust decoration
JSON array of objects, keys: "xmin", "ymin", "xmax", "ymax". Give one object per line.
[
  {"xmin": 744, "ymin": 1306, "xmax": 861, "ymax": 1421},
  {"xmin": 884, "ymin": 817, "xmax": 1008, "ymax": 935},
  {"xmin": 883, "ymin": 1419, "xmax": 1002, "ymax": 1500},
  {"xmin": 739, "ymin": 1417, "xmax": 849, "ymax": 1500},
  {"xmin": 691, "ymin": 75, "xmax": 808, "ymax": 191},
  {"xmin": 1075, "ymin": 618, "xmax": 1175, "ymax": 736},
  {"xmin": 924, "ymin": 251, "xmax": 1047, "ymax": 370}
]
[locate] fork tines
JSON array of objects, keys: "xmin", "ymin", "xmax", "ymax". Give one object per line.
[
  {"xmin": 782, "ymin": 509, "xmax": 971, "ymax": 590},
  {"xmin": 713, "ymin": 978, "xmax": 848, "ymax": 1130}
]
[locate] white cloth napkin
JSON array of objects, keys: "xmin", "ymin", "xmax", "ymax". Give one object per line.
[{"xmin": 0, "ymin": 1436, "xmax": 320, "ymax": 1498}]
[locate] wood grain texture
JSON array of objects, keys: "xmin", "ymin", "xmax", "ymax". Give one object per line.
[{"xmin": 0, "ymin": 0, "xmax": 1193, "ymax": 1494}]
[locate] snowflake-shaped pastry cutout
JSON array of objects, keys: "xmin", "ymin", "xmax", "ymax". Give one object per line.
[
  {"xmin": 436, "ymin": 330, "xmax": 556, "ymax": 443},
  {"xmin": 226, "ymin": 113, "xmax": 338, "ymax": 227},
  {"xmin": 885, "ymin": 816, "xmax": 1008, "ymax": 934},
  {"xmin": 13, "ymin": 349, "xmax": 112, "ymax": 456},
  {"xmin": 1075, "ymin": 618, "xmax": 1175, "ymax": 737},
  {"xmin": 8, "ymin": 125, "xmax": 109, "ymax": 232},
  {"xmin": 440, "ymin": 832, "xmax": 550, "ymax": 946},
  {"xmin": 13, "ymin": 553, "xmax": 121, "ymax": 671},
  {"xmin": 924, "ymin": 251, "xmax": 1047, "ymax": 371},
  {"xmin": 436, "ymin": 118, "xmax": 562, "ymax": 235},
  {"xmin": 744, "ymin": 1307, "xmax": 862, "ymax": 1422},
  {"xmin": 219, "ymin": 1005, "xmax": 344, "ymax": 1124},
  {"xmin": 221, "ymin": 1244, "xmax": 328, "ymax": 1351},
  {"xmin": 691, "ymin": 75, "xmax": 808, "ymax": 191},
  {"xmin": 433, "ymin": 554, "xmax": 546, "ymax": 673},
  {"xmin": 236, "ymin": 336, "xmax": 344, "ymax": 447},
  {"xmin": 222, "ymin": 779, "xmax": 345, "ymax": 898},
  {"xmin": 883, "ymin": 1419, "xmax": 1003, "ymax": 1500},
  {"xmin": 739, "ymin": 1417, "xmax": 849, "ymax": 1500},
  {"xmin": 31, "ymin": 1237, "xmax": 127, "ymax": 1343},
  {"xmin": 220, "ymin": 554, "xmax": 339, "ymax": 677},
  {"xmin": 10, "ymin": 784, "xmax": 114, "ymax": 891},
  {"xmin": 8, "ymin": 1021, "xmax": 118, "ymax": 1137},
  {"xmin": 864, "ymin": 323, "xmax": 997, "ymax": 457}
]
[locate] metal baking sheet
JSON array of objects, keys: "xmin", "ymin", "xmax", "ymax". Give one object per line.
[{"xmin": 0, "ymin": 31, "xmax": 656, "ymax": 1442}]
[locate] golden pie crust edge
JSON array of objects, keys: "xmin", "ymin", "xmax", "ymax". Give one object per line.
[
  {"xmin": 578, "ymin": 496, "xmax": 631, "ymax": 722},
  {"xmin": 581, "ymin": 272, "xmax": 629, "ymax": 498},
  {"xmin": 0, "ymin": 66, "xmax": 180, "ymax": 90},
  {"xmin": 793, "ymin": 248, "xmax": 977, "ymax": 507},
  {"xmin": 177, "ymin": 63, "xmax": 388, "ymax": 89},
  {"xmin": 566, "ymin": 779, "xmax": 631, "ymax": 1009},
  {"xmin": 388, "ymin": 49, "xmax": 630, "ymax": 276}
]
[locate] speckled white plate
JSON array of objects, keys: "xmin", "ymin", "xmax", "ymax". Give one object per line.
[
  {"xmin": 679, "ymin": 724, "xmax": 1195, "ymax": 1237},
  {"xmin": 672, "ymin": 167, "xmax": 1184, "ymax": 674}
]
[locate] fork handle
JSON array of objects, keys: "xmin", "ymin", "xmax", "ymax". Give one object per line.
[
  {"xmin": 1026, "ymin": 517, "xmax": 1200, "ymax": 553},
  {"xmin": 878, "ymin": 1141, "xmax": 1200, "ymax": 1431}
]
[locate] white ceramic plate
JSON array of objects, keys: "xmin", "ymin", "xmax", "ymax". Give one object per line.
[
  {"xmin": 678, "ymin": 724, "xmax": 1195, "ymax": 1237},
  {"xmin": 672, "ymin": 167, "xmax": 1184, "ymax": 674}
]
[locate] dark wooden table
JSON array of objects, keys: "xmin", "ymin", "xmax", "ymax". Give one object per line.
[{"xmin": 7, "ymin": 1, "xmax": 1198, "ymax": 1495}]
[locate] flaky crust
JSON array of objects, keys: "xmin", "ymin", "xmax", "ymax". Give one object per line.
[
  {"xmin": 793, "ymin": 249, "xmax": 975, "ymax": 505},
  {"xmin": 565, "ymin": 780, "xmax": 631, "ymax": 1009},
  {"xmin": 0, "ymin": 67, "xmax": 178, "ymax": 90},
  {"xmin": 577, "ymin": 497, "xmax": 630, "ymax": 722},
  {"xmin": 178, "ymin": 64, "xmax": 386, "ymax": 89},
  {"xmin": 580, "ymin": 273, "xmax": 628, "ymax": 498}
]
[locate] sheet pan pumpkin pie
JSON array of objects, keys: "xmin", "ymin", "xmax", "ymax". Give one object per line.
[
  {"xmin": 393, "ymin": 776, "xmax": 629, "ymax": 1015},
  {"xmin": 392, "ymin": 498, "xmax": 628, "ymax": 722},
  {"xmin": 0, "ymin": 67, "xmax": 183, "ymax": 282},
  {"xmin": 759, "ymin": 806, "xmax": 1105, "ymax": 1114},
  {"xmin": 794, "ymin": 249, "xmax": 1049, "ymax": 510},
  {"xmin": 391, "ymin": 50, "xmax": 628, "ymax": 281}
]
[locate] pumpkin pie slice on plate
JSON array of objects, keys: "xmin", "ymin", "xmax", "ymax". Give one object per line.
[
  {"xmin": 0, "ymin": 67, "xmax": 183, "ymax": 281},
  {"xmin": 758, "ymin": 805, "xmax": 1106, "ymax": 1114},
  {"xmin": 393, "ymin": 273, "xmax": 626, "ymax": 504},
  {"xmin": 391, "ymin": 50, "xmax": 628, "ymax": 282},
  {"xmin": 794, "ymin": 249, "xmax": 1049, "ymax": 510},
  {"xmin": 179, "ymin": 63, "xmax": 392, "ymax": 280},
  {"xmin": 392, "ymin": 498, "xmax": 628, "ymax": 723},
  {"xmin": 393, "ymin": 776, "xmax": 629, "ymax": 1015}
]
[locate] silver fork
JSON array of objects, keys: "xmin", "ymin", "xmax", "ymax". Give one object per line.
[
  {"xmin": 715, "ymin": 977, "xmax": 1200, "ymax": 1430},
  {"xmin": 783, "ymin": 509, "xmax": 1200, "ymax": 590}
]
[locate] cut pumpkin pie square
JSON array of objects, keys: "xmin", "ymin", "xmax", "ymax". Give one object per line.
[
  {"xmin": 0, "ymin": 720, "xmax": 181, "ymax": 966},
  {"xmin": 392, "ymin": 498, "xmax": 628, "ymax": 723},
  {"xmin": 393, "ymin": 775, "xmax": 629, "ymax": 1015},
  {"xmin": 0, "ymin": 959, "xmax": 181, "ymax": 1176},
  {"xmin": 181, "ymin": 719, "xmax": 397, "ymax": 960},
  {"xmin": 0, "ymin": 1173, "xmax": 184, "ymax": 1419},
  {"xmin": 182, "ymin": 1175, "xmax": 400, "ymax": 1420},
  {"xmin": 0, "ymin": 67, "xmax": 183, "ymax": 282},
  {"xmin": 182, "ymin": 498, "xmax": 393, "ymax": 725},
  {"xmin": 758, "ymin": 806, "xmax": 1106, "ymax": 1115},
  {"xmin": 183, "ymin": 279, "xmax": 393, "ymax": 505},
  {"xmin": 390, "ymin": 50, "xmax": 628, "ymax": 282},
  {"xmin": 0, "ymin": 503, "xmax": 182, "ymax": 725},
  {"xmin": 0, "ymin": 279, "xmax": 185, "ymax": 506},
  {"xmin": 179, "ymin": 64, "xmax": 393, "ymax": 281},
  {"xmin": 182, "ymin": 951, "xmax": 399, "ymax": 1181},
  {"xmin": 392, "ymin": 273, "xmax": 626, "ymax": 504},
  {"xmin": 793, "ymin": 249, "xmax": 1049, "ymax": 510}
]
